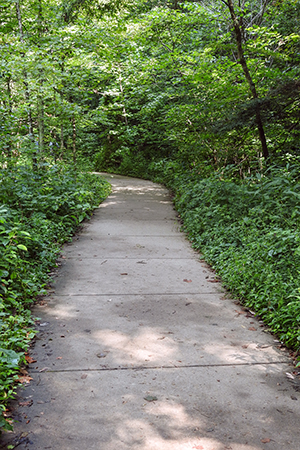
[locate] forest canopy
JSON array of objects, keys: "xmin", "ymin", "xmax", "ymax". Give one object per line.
[{"xmin": 0, "ymin": 0, "xmax": 299, "ymax": 172}]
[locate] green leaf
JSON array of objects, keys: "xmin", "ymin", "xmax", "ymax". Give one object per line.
[
  {"xmin": 0, "ymin": 348, "xmax": 21, "ymax": 368},
  {"xmin": 17, "ymin": 244, "xmax": 27, "ymax": 251},
  {"xmin": 0, "ymin": 414, "xmax": 13, "ymax": 432},
  {"xmin": 144, "ymin": 395, "xmax": 158, "ymax": 402}
]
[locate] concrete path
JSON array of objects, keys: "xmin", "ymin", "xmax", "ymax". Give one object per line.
[{"xmin": 3, "ymin": 174, "xmax": 300, "ymax": 450}]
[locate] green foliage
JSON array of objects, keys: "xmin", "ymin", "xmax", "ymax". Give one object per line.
[
  {"xmin": 0, "ymin": 164, "xmax": 110, "ymax": 432},
  {"xmin": 2, "ymin": 0, "xmax": 300, "ymax": 172},
  {"xmin": 158, "ymin": 163, "xmax": 300, "ymax": 350}
]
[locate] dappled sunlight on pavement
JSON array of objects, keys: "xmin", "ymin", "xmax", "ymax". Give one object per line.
[{"xmin": 93, "ymin": 327, "xmax": 177, "ymax": 366}]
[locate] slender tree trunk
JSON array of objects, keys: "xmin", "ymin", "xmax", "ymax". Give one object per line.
[
  {"xmin": 59, "ymin": 61, "xmax": 65, "ymax": 157},
  {"xmin": 37, "ymin": 0, "xmax": 44, "ymax": 156},
  {"xmin": 226, "ymin": 0, "xmax": 269, "ymax": 159},
  {"xmin": 60, "ymin": 105, "xmax": 65, "ymax": 156},
  {"xmin": 72, "ymin": 115, "xmax": 77, "ymax": 167},
  {"xmin": 118, "ymin": 67, "xmax": 128, "ymax": 126},
  {"xmin": 6, "ymin": 77, "xmax": 12, "ymax": 162},
  {"xmin": 15, "ymin": 0, "xmax": 36, "ymax": 165},
  {"xmin": 37, "ymin": 96, "xmax": 44, "ymax": 154}
]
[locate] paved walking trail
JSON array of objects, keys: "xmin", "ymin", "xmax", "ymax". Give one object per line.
[{"xmin": 3, "ymin": 174, "xmax": 300, "ymax": 450}]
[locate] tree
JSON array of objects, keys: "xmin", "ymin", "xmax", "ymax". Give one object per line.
[{"xmin": 222, "ymin": 0, "xmax": 269, "ymax": 159}]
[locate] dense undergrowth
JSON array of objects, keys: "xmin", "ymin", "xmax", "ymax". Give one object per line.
[
  {"xmin": 172, "ymin": 167, "xmax": 300, "ymax": 352},
  {"xmin": 106, "ymin": 157, "xmax": 300, "ymax": 355},
  {"xmin": 0, "ymin": 165, "xmax": 110, "ymax": 432}
]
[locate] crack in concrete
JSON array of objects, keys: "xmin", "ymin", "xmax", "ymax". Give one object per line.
[
  {"xmin": 50, "ymin": 292, "xmax": 222, "ymax": 296},
  {"xmin": 64, "ymin": 257, "xmax": 197, "ymax": 260},
  {"xmin": 30, "ymin": 360, "xmax": 291, "ymax": 374}
]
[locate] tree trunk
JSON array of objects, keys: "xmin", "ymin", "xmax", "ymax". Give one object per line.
[
  {"xmin": 15, "ymin": 0, "xmax": 36, "ymax": 165},
  {"xmin": 118, "ymin": 67, "xmax": 128, "ymax": 126},
  {"xmin": 59, "ymin": 61, "xmax": 65, "ymax": 157},
  {"xmin": 37, "ymin": 0, "xmax": 44, "ymax": 156},
  {"xmin": 72, "ymin": 115, "xmax": 77, "ymax": 167},
  {"xmin": 226, "ymin": 0, "xmax": 269, "ymax": 159},
  {"xmin": 6, "ymin": 77, "xmax": 12, "ymax": 162},
  {"xmin": 60, "ymin": 111, "xmax": 65, "ymax": 157},
  {"xmin": 37, "ymin": 96, "xmax": 44, "ymax": 154}
]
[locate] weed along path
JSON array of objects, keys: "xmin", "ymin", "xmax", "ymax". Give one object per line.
[{"xmin": 3, "ymin": 174, "xmax": 300, "ymax": 450}]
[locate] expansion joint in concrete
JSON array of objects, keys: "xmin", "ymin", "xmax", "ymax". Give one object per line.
[
  {"xmin": 50, "ymin": 291, "xmax": 221, "ymax": 297},
  {"xmin": 31, "ymin": 360, "xmax": 292, "ymax": 374}
]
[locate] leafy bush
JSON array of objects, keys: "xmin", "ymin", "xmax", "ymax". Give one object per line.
[
  {"xmin": 0, "ymin": 164, "xmax": 110, "ymax": 432},
  {"xmin": 170, "ymin": 165, "xmax": 300, "ymax": 349}
]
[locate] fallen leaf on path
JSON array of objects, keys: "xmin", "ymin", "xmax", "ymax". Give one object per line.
[
  {"xmin": 248, "ymin": 327, "xmax": 257, "ymax": 331},
  {"xmin": 25, "ymin": 355, "xmax": 37, "ymax": 364},
  {"xmin": 56, "ymin": 357, "xmax": 62, "ymax": 360},
  {"xmin": 81, "ymin": 374, "xmax": 88, "ymax": 379},
  {"xmin": 120, "ymin": 273, "xmax": 128, "ymax": 275},
  {"xmin": 291, "ymin": 395, "xmax": 298, "ymax": 400},
  {"xmin": 208, "ymin": 279, "xmax": 219, "ymax": 283},
  {"xmin": 17, "ymin": 376, "xmax": 33, "ymax": 384},
  {"xmin": 144, "ymin": 395, "xmax": 158, "ymax": 402},
  {"xmin": 183, "ymin": 279, "xmax": 192, "ymax": 283},
  {"xmin": 261, "ymin": 438, "xmax": 271, "ymax": 443},
  {"xmin": 19, "ymin": 400, "xmax": 33, "ymax": 407},
  {"xmin": 286, "ymin": 372, "xmax": 295, "ymax": 380}
]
